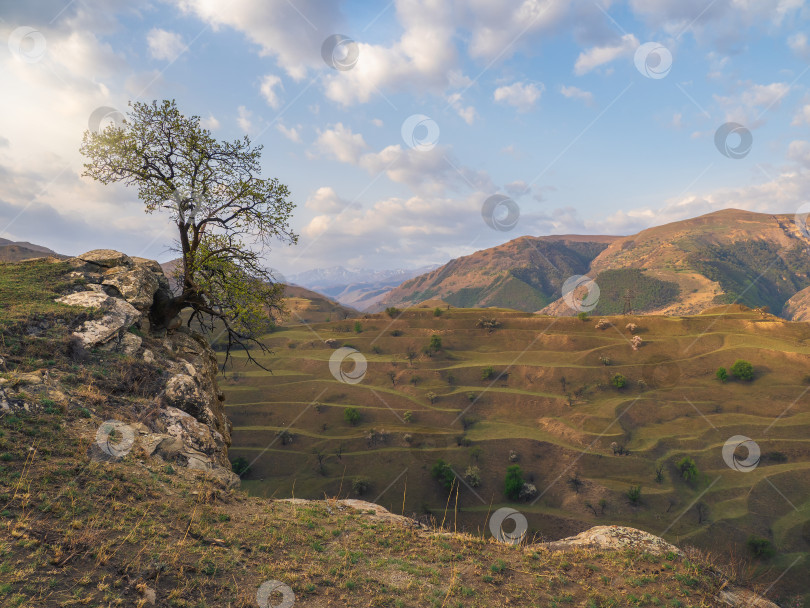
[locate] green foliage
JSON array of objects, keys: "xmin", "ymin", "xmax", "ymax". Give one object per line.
[
  {"xmin": 626, "ymin": 485, "xmax": 642, "ymax": 504},
  {"xmin": 747, "ymin": 536, "xmax": 776, "ymax": 559},
  {"xmin": 504, "ymin": 464, "xmax": 524, "ymax": 500},
  {"xmin": 429, "ymin": 334, "xmax": 442, "ymax": 351},
  {"xmin": 677, "ymin": 457, "xmax": 699, "ymax": 483},
  {"xmin": 390, "ymin": 329, "xmax": 403, "ymax": 337},
  {"xmin": 612, "ymin": 374, "xmax": 626, "ymax": 389},
  {"xmin": 481, "ymin": 366, "xmax": 495, "ymax": 381},
  {"xmin": 433, "ymin": 307, "xmax": 443, "ymax": 317},
  {"xmin": 343, "ymin": 408, "xmax": 361, "ymax": 426},
  {"xmin": 403, "ymin": 410, "xmax": 413, "ymax": 423},
  {"xmin": 577, "ymin": 311, "xmax": 589, "ymax": 321},
  {"xmin": 730, "ymin": 359, "xmax": 754, "ymax": 381},
  {"xmin": 80, "ymin": 99, "xmax": 297, "ymax": 367},
  {"xmin": 231, "ymin": 456, "xmax": 251, "ymax": 477},
  {"xmin": 353, "ymin": 321, "xmax": 363, "ymax": 333},
  {"xmin": 465, "ymin": 465, "xmax": 482, "ymax": 487},
  {"xmin": 431, "ymin": 459, "xmax": 456, "ymax": 490},
  {"xmin": 352, "ymin": 476, "xmax": 371, "ymax": 496},
  {"xmin": 385, "ymin": 307, "xmax": 401, "ymax": 318},
  {"xmin": 715, "ymin": 367, "xmax": 728, "ymax": 382},
  {"xmin": 591, "ymin": 269, "xmax": 680, "ymax": 315}
]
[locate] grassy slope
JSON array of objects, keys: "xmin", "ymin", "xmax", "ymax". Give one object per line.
[
  {"xmin": 0, "ymin": 259, "xmax": 742, "ymax": 607},
  {"xmin": 224, "ymin": 304, "xmax": 810, "ymax": 601}
]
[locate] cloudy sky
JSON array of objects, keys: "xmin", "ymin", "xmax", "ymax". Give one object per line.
[{"xmin": 2, "ymin": 0, "xmax": 810, "ymax": 275}]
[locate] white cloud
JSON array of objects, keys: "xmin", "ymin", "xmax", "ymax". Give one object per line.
[
  {"xmin": 305, "ymin": 186, "xmax": 346, "ymax": 213},
  {"xmin": 787, "ymin": 140, "xmax": 810, "ymax": 168},
  {"xmin": 371, "ymin": 118, "xmax": 384, "ymax": 127},
  {"xmin": 560, "ymin": 85, "xmax": 594, "ymax": 105},
  {"xmin": 201, "ymin": 114, "xmax": 220, "ymax": 130},
  {"xmin": 493, "ymin": 81, "xmax": 544, "ymax": 112},
  {"xmin": 789, "ymin": 32, "xmax": 809, "ymax": 59},
  {"xmin": 146, "ymin": 28, "xmax": 186, "ymax": 61},
  {"xmin": 714, "ymin": 81, "xmax": 792, "ymax": 127},
  {"xmin": 236, "ymin": 106, "xmax": 253, "ymax": 132},
  {"xmin": 574, "ymin": 33, "xmax": 638, "ymax": 75},
  {"xmin": 793, "ymin": 103, "xmax": 810, "ymax": 126},
  {"xmin": 259, "ymin": 74, "xmax": 284, "ymax": 109},
  {"xmin": 311, "ymin": 123, "xmax": 368, "ymax": 164},
  {"xmin": 276, "ymin": 123, "xmax": 301, "ymax": 143}
]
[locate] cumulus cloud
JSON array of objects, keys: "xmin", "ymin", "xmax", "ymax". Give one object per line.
[
  {"xmin": 714, "ymin": 81, "xmax": 792, "ymax": 127},
  {"xmin": 560, "ymin": 85, "xmax": 594, "ymax": 105},
  {"xmin": 259, "ymin": 74, "xmax": 284, "ymax": 109},
  {"xmin": 493, "ymin": 81, "xmax": 544, "ymax": 111},
  {"xmin": 793, "ymin": 103, "xmax": 810, "ymax": 126},
  {"xmin": 146, "ymin": 28, "xmax": 186, "ymax": 61},
  {"xmin": 276, "ymin": 123, "xmax": 302, "ymax": 143},
  {"xmin": 201, "ymin": 114, "xmax": 220, "ymax": 130},
  {"xmin": 236, "ymin": 106, "xmax": 253, "ymax": 132},
  {"xmin": 305, "ymin": 186, "xmax": 346, "ymax": 213},
  {"xmin": 311, "ymin": 123, "xmax": 368, "ymax": 164},
  {"xmin": 574, "ymin": 34, "xmax": 638, "ymax": 75}
]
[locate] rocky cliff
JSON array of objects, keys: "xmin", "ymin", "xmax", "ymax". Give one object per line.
[{"xmin": 1, "ymin": 249, "xmax": 238, "ymax": 487}]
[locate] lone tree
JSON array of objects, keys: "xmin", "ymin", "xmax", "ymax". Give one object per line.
[{"xmin": 80, "ymin": 99, "xmax": 297, "ymax": 367}]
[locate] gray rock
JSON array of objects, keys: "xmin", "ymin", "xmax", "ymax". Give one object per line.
[
  {"xmin": 102, "ymin": 265, "xmax": 160, "ymax": 310},
  {"xmin": 55, "ymin": 291, "xmax": 140, "ymax": 347},
  {"xmin": 78, "ymin": 249, "xmax": 133, "ymax": 268}
]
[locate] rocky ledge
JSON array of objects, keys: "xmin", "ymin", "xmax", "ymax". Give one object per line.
[{"xmin": 1, "ymin": 249, "xmax": 238, "ymax": 488}]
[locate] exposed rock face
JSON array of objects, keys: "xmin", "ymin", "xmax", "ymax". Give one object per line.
[
  {"xmin": 539, "ymin": 525, "xmax": 683, "ymax": 556},
  {"xmin": 51, "ymin": 250, "xmax": 237, "ymax": 487}
]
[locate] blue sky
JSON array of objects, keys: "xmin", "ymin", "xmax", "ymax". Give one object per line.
[{"xmin": 1, "ymin": 0, "xmax": 810, "ymax": 275}]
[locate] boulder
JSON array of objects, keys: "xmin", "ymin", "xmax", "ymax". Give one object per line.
[
  {"xmin": 78, "ymin": 249, "xmax": 133, "ymax": 268},
  {"xmin": 158, "ymin": 406, "xmax": 226, "ymax": 459},
  {"xmin": 56, "ymin": 291, "xmax": 140, "ymax": 347},
  {"xmin": 539, "ymin": 525, "xmax": 683, "ymax": 556},
  {"xmin": 102, "ymin": 265, "xmax": 160, "ymax": 310},
  {"xmin": 164, "ymin": 374, "xmax": 206, "ymax": 417}
]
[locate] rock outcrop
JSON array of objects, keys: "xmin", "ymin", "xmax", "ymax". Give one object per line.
[{"xmin": 18, "ymin": 249, "xmax": 238, "ymax": 488}]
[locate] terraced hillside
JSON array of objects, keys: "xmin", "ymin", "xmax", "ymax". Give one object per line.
[{"xmin": 224, "ymin": 304, "xmax": 810, "ymax": 600}]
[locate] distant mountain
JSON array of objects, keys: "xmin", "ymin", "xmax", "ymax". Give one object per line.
[
  {"xmin": 289, "ymin": 265, "xmax": 440, "ymax": 311},
  {"xmin": 377, "ymin": 235, "xmax": 618, "ymax": 312},
  {"xmin": 0, "ymin": 238, "xmax": 63, "ymax": 263},
  {"xmin": 377, "ymin": 210, "xmax": 810, "ymax": 318}
]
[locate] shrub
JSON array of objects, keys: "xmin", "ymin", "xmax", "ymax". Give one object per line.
[
  {"xmin": 385, "ymin": 307, "xmax": 401, "ymax": 318},
  {"xmin": 429, "ymin": 335, "xmax": 442, "ymax": 352},
  {"xmin": 431, "ymin": 459, "xmax": 456, "ymax": 490},
  {"xmin": 352, "ymin": 476, "xmax": 371, "ymax": 496},
  {"xmin": 626, "ymin": 323, "xmax": 638, "ymax": 333},
  {"xmin": 612, "ymin": 374, "xmax": 626, "ymax": 389},
  {"xmin": 630, "ymin": 335, "xmax": 642, "ymax": 350},
  {"xmin": 426, "ymin": 391, "xmax": 437, "ymax": 404},
  {"xmin": 504, "ymin": 465, "xmax": 524, "ymax": 500},
  {"xmin": 403, "ymin": 410, "xmax": 413, "ymax": 423},
  {"xmin": 677, "ymin": 457, "xmax": 699, "ymax": 483},
  {"xmin": 231, "ymin": 456, "xmax": 251, "ymax": 476},
  {"xmin": 577, "ymin": 312, "xmax": 589, "ymax": 321},
  {"xmin": 476, "ymin": 317, "xmax": 502, "ymax": 332},
  {"xmin": 465, "ymin": 465, "xmax": 481, "ymax": 487},
  {"xmin": 344, "ymin": 407, "xmax": 361, "ymax": 425},
  {"xmin": 433, "ymin": 307, "xmax": 443, "ymax": 317},
  {"xmin": 747, "ymin": 536, "xmax": 776, "ymax": 559},
  {"xmin": 390, "ymin": 329, "xmax": 403, "ymax": 337},
  {"xmin": 731, "ymin": 359, "xmax": 754, "ymax": 381},
  {"xmin": 626, "ymin": 485, "xmax": 642, "ymax": 504},
  {"xmin": 481, "ymin": 366, "xmax": 495, "ymax": 381},
  {"xmin": 595, "ymin": 318, "xmax": 610, "ymax": 330},
  {"xmin": 353, "ymin": 321, "xmax": 362, "ymax": 333},
  {"xmin": 716, "ymin": 367, "xmax": 728, "ymax": 382}
]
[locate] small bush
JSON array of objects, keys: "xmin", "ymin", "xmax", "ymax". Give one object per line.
[
  {"xmin": 677, "ymin": 457, "xmax": 699, "ymax": 483},
  {"xmin": 481, "ymin": 366, "xmax": 495, "ymax": 381},
  {"xmin": 504, "ymin": 464, "xmax": 524, "ymax": 500},
  {"xmin": 731, "ymin": 359, "xmax": 754, "ymax": 381},
  {"xmin": 385, "ymin": 307, "xmax": 401, "ymax": 318},
  {"xmin": 747, "ymin": 536, "xmax": 776, "ymax": 559},
  {"xmin": 429, "ymin": 335, "xmax": 442, "ymax": 352},
  {"xmin": 431, "ymin": 459, "xmax": 456, "ymax": 490},
  {"xmin": 716, "ymin": 367, "xmax": 728, "ymax": 383},
  {"xmin": 577, "ymin": 312, "xmax": 589, "ymax": 321},
  {"xmin": 390, "ymin": 329, "xmax": 403, "ymax": 337},
  {"xmin": 344, "ymin": 407, "xmax": 361, "ymax": 426},
  {"xmin": 627, "ymin": 485, "xmax": 642, "ymax": 504},
  {"xmin": 353, "ymin": 321, "xmax": 362, "ymax": 333},
  {"xmin": 352, "ymin": 476, "xmax": 371, "ymax": 496},
  {"xmin": 231, "ymin": 456, "xmax": 251, "ymax": 476},
  {"xmin": 465, "ymin": 465, "xmax": 481, "ymax": 487},
  {"xmin": 433, "ymin": 307, "xmax": 443, "ymax": 317},
  {"xmin": 612, "ymin": 374, "xmax": 626, "ymax": 389}
]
